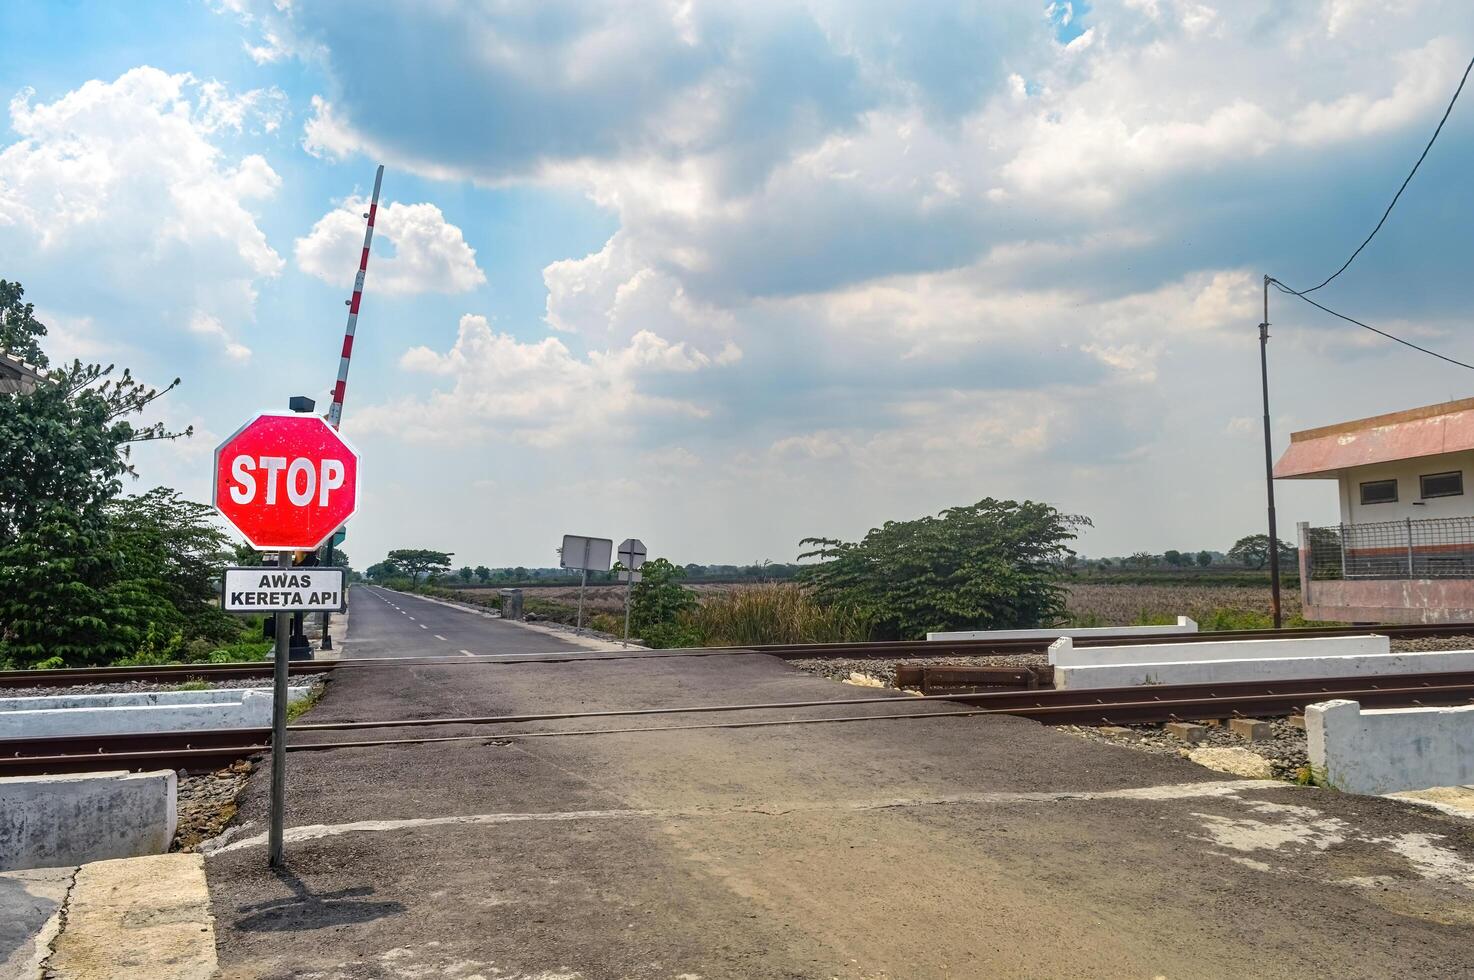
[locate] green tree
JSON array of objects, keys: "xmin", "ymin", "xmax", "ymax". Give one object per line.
[
  {"xmin": 108, "ymin": 489, "xmax": 237, "ymax": 645},
  {"xmin": 1163, "ymin": 549, "xmax": 1184, "ymax": 567},
  {"xmin": 474, "ymin": 565, "xmax": 492, "ymax": 584},
  {"xmin": 1227, "ymin": 534, "xmax": 1295, "ymax": 570},
  {"xmin": 0, "ymin": 279, "xmax": 48, "ymax": 368},
  {"xmin": 365, "ymin": 559, "xmax": 401, "ymax": 582},
  {"xmin": 0, "ymin": 506, "xmax": 170, "ymax": 668},
  {"xmin": 0, "ymin": 289, "xmax": 195, "ymax": 667},
  {"xmin": 0, "ymin": 358, "xmax": 188, "ymax": 542},
  {"xmin": 626, "ymin": 558, "xmax": 702, "ymax": 648},
  {"xmin": 457, "ymin": 565, "xmax": 474, "ymax": 583},
  {"xmin": 1195, "ymin": 550, "xmax": 1213, "ymax": 567},
  {"xmin": 385, "ymin": 549, "xmax": 454, "ymax": 584},
  {"xmin": 799, "ymin": 498, "xmax": 1089, "ymax": 639}
]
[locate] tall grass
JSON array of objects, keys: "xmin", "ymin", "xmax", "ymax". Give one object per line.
[{"xmin": 691, "ymin": 584, "xmax": 872, "ymax": 646}]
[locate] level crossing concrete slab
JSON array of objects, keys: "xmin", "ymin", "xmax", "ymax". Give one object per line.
[{"xmin": 204, "ymin": 598, "xmax": 1474, "ymax": 978}]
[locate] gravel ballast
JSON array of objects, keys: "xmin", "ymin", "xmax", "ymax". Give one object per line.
[
  {"xmin": 175, "ymin": 760, "xmax": 257, "ymax": 851},
  {"xmin": 1060, "ymin": 719, "xmax": 1309, "ymax": 779},
  {"xmin": 788, "ymin": 653, "xmax": 1048, "ymax": 687}
]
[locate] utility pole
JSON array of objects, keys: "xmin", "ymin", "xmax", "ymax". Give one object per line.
[{"xmin": 1260, "ymin": 275, "xmax": 1283, "ymax": 629}]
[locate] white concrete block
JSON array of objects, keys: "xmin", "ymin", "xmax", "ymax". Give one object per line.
[
  {"xmin": 1052, "ymin": 649, "xmax": 1474, "ymax": 691},
  {"xmin": 1308, "ymin": 699, "xmax": 1474, "ymax": 795},
  {"xmin": 0, "ymin": 770, "xmax": 176, "ymax": 872},
  {"xmin": 928, "ymin": 617, "xmax": 1196, "ymax": 642},
  {"xmin": 1047, "ymin": 633, "xmax": 1388, "ymax": 667},
  {"xmin": 0, "ymin": 686, "xmax": 312, "ymax": 713},
  {"xmin": 0, "ymin": 690, "xmax": 276, "ymax": 739}
]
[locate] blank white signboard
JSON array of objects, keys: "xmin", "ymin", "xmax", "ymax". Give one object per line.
[{"xmin": 561, "ymin": 534, "xmax": 613, "ymax": 571}]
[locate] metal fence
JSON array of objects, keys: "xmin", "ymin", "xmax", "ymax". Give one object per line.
[{"xmin": 1306, "ymin": 517, "xmax": 1474, "ymax": 581}]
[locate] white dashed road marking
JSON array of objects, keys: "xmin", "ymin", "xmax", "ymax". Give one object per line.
[
  {"xmin": 420, "ymin": 625, "xmax": 428, "ymax": 630},
  {"xmin": 434, "ymin": 635, "xmax": 447, "ymax": 641}
]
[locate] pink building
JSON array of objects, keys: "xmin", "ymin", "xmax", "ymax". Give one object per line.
[{"xmin": 1275, "ymin": 397, "xmax": 1474, "ymax": 624}]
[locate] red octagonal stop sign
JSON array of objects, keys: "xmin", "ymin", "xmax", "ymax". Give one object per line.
[{"xmin": 213, "ymin": 413, "xmax": 360, "ymax": 550}]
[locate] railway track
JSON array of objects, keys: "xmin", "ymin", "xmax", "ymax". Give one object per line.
[
  {"xmin": 7, "ymin": 668, "xmax": 1474, "ymax": 777},
  {"xmin": 4, "ymin": 620, "xmax": 1474, "ymax": 689}
]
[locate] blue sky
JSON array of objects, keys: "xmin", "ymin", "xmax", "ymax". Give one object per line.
[{"xmin": 2, "ymin": 1, "xmax": 1473, "ymax": 568}]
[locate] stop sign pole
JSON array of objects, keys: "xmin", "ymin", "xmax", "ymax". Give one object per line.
[{"xmin": 213, "ymin": 405, "xmax": 360, "ymax": 867}]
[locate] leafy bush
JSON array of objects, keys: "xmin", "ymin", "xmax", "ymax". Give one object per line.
[
  {"xmin": 800, "ymin": 498, "xmax": 1088, "ymax": 640},
  {"xmin": 626, "ymin": 559, "xmax": 701, "ymax": 648}
]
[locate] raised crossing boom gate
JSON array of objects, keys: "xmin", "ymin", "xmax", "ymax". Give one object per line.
[{"xmin": 213, "ymin": 410, "xmax": 361, "ymax": 868}]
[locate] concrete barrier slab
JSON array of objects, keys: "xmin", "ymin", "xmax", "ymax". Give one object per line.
[
  {"xmin": 0, "ymin": 690, "xmax": 277, "ymax": 739},
  {"xmin": 1048, "ymin": 634, "xmax": 1388, "ymax": 667},
  {"xmin": 45, "ymin": 853, "xmax": 217, "ymax": 979},
  {"xmin": 1308, "ymin": 699, "xmax": 1474, "ymax": 795},
  {"xmin": 0, "ymin": 686, "xmax": 312, "ymax": 713},
  {"xmin": 929, "ymin": 617, "xmax": 1196, "ymax": 642},
  {"xmin": 0, "ymin": 771, "xmax": 176, "ymax": 872},
  {"xmin": 1053, "ymin": 649, "xmax": 1474, "ymax": 691}
]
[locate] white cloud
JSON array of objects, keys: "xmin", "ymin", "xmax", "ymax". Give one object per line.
[
  {"xmin": 215, "ymin": 0, "xmax": 1474, "ymax": 562},
  {"xmin": 0, "ymin": 67, "xmax": 284, "ymax": 354},
  {"xmin": 356, "ymin": 314, "xmax": 734, "ymax": 446},
  {"xmin": 296, "ymin": 198, "xmax": 486, "ymax": 295}
]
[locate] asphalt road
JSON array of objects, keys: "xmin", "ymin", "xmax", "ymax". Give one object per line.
[
  {"xmin": 341, "ymin": 584, "xmax": 593, "ymax": 658},
  {"xmin": 206, "ymin": 586, "xmax": 1474, "ymax": 979}
]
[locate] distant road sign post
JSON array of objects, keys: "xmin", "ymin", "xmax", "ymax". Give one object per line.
[
  {"xmin": 617, "ymin": 538, "xmax": 647, "ymax": 646},
  {"xmin": 214, "ymin": 408, "xmax": 360, "ymax": 870},
  {"xmin": 560, "ymin": 534, "xmax": 613, "ymax": 629}
]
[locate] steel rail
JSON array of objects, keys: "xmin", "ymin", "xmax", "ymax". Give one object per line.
[
  {"xmin": 261, "ymin": 678, "xmax": 1474, "ymax": 750},
  {"xmin": 9, "ymin": 671, "xmax": 1474, "ymax": 778},
  {"xmin": 5, "ymin": 621, "xmax": 1474, "ymax": 688},
  {"xmin": 284, "ymin": 670, "xmax": 1474, "ymax": 733}
]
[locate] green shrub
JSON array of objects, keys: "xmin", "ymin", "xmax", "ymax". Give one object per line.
[
  {"xmin": 692, "ymin": 584, "xmax": 872, "ymax": 646},
  {"xmin": 639, "ymin": 620, "xmax": 706, "ymax": 649}
]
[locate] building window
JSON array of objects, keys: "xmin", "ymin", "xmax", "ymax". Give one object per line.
[
  {"xmin": 1420, "ymin": 471, "xmax": 1464, "ymax": 499},
  {"xmin": 1360, "ymin": 479, "xmax": 1398, "ymax": 505}
]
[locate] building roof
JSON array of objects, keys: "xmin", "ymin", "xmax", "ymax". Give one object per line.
[
  {"xmin": 0, "ymin": 351, "xmax": 46, "ymax": 395},
  {"xmin": 1274, "ymin": 397, "xmax": 1474, "ymax": 480}
]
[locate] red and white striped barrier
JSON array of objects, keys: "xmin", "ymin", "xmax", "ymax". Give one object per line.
[{"xmin": 326, "ymin": 164, "xmax": 385, "ymax": 430}]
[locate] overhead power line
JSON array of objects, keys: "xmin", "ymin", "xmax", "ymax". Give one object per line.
[
  {"xmin": 1296, "ymin": 52, "xmax": 1474, "ymax": 295},
  {"xmin": 1269, "ymin": 278, "xmax": 1474, "ymax": 371}
]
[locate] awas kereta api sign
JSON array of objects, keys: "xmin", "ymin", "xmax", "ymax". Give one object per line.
[
  {"xmin": 221, "ymin": 567, "xmax": 347, "ymax": 613},
  {"xmin": 213, "ymin": 412, "xmax": 360, "ymax": 550}
]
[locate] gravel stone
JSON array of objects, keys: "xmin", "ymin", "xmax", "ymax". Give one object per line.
[
  {"xmin": 788, "ymin": 653, "xmax": 1048, "ymax": 688},
  {"xmin": 1059, "ymin": 718, "xmax": 1309, "ymax": 780},
  {"xmin": 1390, "ymin": 635, "xmax": 1474, "ymax": 652},
  {"xmin": 174, "ymin": 759, "xmax": 257, "ymax": 852}
]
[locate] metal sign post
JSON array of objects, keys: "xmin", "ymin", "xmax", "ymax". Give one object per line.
[
  {"xmin": 268, "ymin": 550, "xmax": 290, "ymax": 867},
  {"xmin": 214, "ymin": 401, "xmax": 361, "ymax": 869},
  {"xmin": 559, "ymin": 534, "xmax": 613, "ymax": 630},
  {"xmin": 617, "ymin": 538, "xmax": 647, "ymax": 646},
  {"xmin": 578, "ymin": 541, "xmax": 589, "ymax": 630}
]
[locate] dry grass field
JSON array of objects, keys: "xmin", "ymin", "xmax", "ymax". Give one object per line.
[
  {"xmin": 1063, "ymin": 582, "xmax": 1301, "ymax": 628},
  {"xmin": 463, "ymin": 582, "xmax": 765, "ymax": 615},
  {"xmin": 469, "ymin": 578, "xmax": 1297, "ymax": 630}
]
